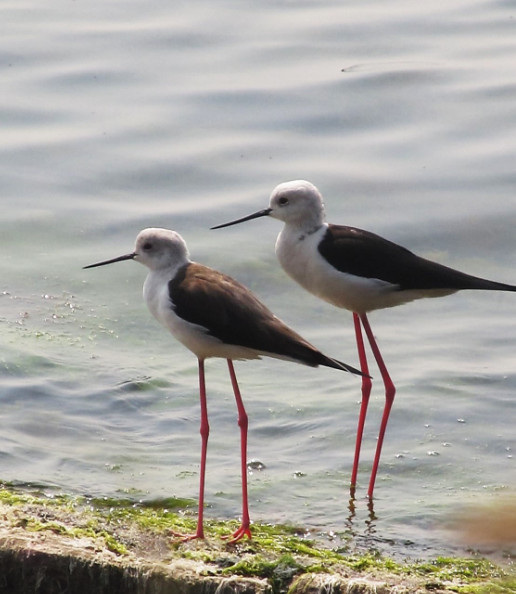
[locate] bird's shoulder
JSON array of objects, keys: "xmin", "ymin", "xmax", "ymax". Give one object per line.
[{"xmin": 323, "ymin": 224, "xmax": 413, "ymax": 255}]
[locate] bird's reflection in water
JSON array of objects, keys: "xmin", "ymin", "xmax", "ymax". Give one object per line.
[{"xmin": 343, "ymin": 494, "xmax": 377, "ymax": 539}]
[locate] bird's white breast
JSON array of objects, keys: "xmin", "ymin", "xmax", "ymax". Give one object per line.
[{"xmin": 275, "ymin": 225, "xmax": 433, "ymax": 313}]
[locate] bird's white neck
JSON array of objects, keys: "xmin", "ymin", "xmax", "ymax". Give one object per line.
[
  {"xmin": 278, "ymin": 210, "xmax": 325, "ymax": 238},
  {"xmin": 142, "ymin": 262, "xmax": 187, "ymax": 322},
  {"xmin": 275, "ymin": 223, "xmax": 328, "ymax": 291}
]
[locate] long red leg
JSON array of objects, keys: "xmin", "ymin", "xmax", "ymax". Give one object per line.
[
  {"xmin": 223, "ymin": 359, "xmax": 252, "ymax": 543},
  {"xmin": 359, "ymin": 313, "xmax": 395, "ymax": 499},
  {"xmin": 350, "ymin": 313, "xmax": 372, "ymax": 497},
  {"xmin": 172, "ymin": 358, "xmax": 209, "ymax": 541}
]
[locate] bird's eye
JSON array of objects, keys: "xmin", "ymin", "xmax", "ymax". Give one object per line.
[
  {"xmin": 278, "ymin": 197, "xmax": 289, "ymax": 206},
  {"xmin": 143, "ymin": 242, "xmax": 153, "ymax": 251}
]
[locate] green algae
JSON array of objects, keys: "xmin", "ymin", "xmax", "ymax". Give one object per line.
[
  {"xmin": 25, "ymin": 517, "xmax": 129, "ymax": 556},
  {"xmin": 454, "ymin": 577, "xmax": 516, "ymax": 594},
  {"xmin": 409, "ymin": 556, "xmax": 504, "ymax": 581},
  {"xmin": 223, "ymin": 554, "xmax": 304, "ymax": 594}
]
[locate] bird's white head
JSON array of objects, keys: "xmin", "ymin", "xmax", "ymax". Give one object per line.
[
  {"xmin": 133, "ymin": 228, "xmax": 190, "ymax": 271},
  {"xmin": 268, "ymin": 180, "xmax": 326, "ymax": 231},
  {"xmin": 210, "ymin": 180, "xmax": 326, "ymax": 233},
  {"xmin": 83, "ymin": 228, "xmax": 190, "ymax": 272}
]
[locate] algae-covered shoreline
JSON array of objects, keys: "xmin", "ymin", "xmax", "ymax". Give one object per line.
[{"xmin": 0, "ymin": 485, "xmax": 514, "ymax": 594}]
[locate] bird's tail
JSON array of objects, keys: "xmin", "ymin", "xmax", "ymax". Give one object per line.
[{"xmin": 323, "ymin": 356, "xmax": 368, "ymax": 378}]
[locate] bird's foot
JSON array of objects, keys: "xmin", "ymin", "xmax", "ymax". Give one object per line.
[
  {"xmin": 222, "ymin": 523, "xmax": 252, "ymax": 544},
  {"xmin": 170, "ymin": 529, "xmax": 204, "ymax": 542}
]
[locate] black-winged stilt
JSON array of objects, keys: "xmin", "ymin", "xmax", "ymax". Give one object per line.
[
  {"xmin": 212, "ymin": 180, "xmax": 516, "ymax": 499},
  {"xmin": 84, "ymin": 227, "xmax": 363, "ymax": 541}
]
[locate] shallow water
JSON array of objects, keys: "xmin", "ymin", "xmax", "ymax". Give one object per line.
[{"xmin": 1, "ymin": 0, "xmax": 515, "ymax": 560}]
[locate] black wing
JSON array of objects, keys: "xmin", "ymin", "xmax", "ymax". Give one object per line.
[
  {"xmin": 169, "ymin": 263, "xmax": 361, "ymax": 374},
  {"xmin": 318, "ymin": 224, "xmax": 516, "ymax": 292}
]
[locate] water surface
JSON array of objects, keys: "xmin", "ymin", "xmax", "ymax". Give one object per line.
[{"xmin": 1, "ymin": 0, "xmax": 515, "ymax": 560}]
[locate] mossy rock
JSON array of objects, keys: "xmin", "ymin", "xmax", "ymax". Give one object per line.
[{"xmin": 0, "ymin": 485, "xmax": 513, "ymax": 594}]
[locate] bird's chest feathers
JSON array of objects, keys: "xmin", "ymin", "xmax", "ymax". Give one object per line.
[
  {"xmin": 276, "ymin": 227, "xmax": 326, "ymax": 293},
  {"xmin": 143, "ymin": 268, "xmax": 227, "ymax": 358},
  {"xmin": 143, "ymin": 269, "xmax": 189, "ymax": 335},
  {"xmin": 275, "ymin": 227, "xmax": 396, "ymax": 313}
]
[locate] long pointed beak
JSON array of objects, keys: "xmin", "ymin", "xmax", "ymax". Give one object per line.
[
  {"xmin": 83, "ymin": 252, "xmax": 135, "ymax": 269},
  {"xmin": 210, "ymin": 207, "xmax": 272, "ymax": 230}
]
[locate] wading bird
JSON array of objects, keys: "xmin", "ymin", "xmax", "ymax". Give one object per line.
[
  {"xmin": 84, "ymin": 227, "xmax": 363, "ymax": 541},
  {"xmin": 212, "ymin": 180, "xmax": 516, "ymax": 499}
]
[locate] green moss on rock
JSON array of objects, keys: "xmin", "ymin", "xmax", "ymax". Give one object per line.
[{"xmin": 0, "ymin": 484, "xmax": 512, "ymax": 594}]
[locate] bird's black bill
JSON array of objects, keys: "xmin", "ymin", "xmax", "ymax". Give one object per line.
[
  {"xmin": 83, "ymin": 252, "xmax": 135, "ymax": 269},
  {"xmin": 210, "ymin": 208, "xmax": 272, "ymax": 230}
]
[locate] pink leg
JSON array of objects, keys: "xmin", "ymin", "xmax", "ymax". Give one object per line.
[
  {"xmin": 359, "ymin": 313, "xmax": 396, "ymax": 499},
  {"xmin": 350, "ymin": 313, "xmax": 372, "ymax": 497},
  {"xmin": 223, "ymin": 359, "xmax": 252, "ymax": 543},
  {"xmin": 172, "ymin": 358, "xmax": 209, "ymax": 541}
]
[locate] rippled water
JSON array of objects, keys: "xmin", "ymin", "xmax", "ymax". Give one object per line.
[{"xmin": 1, "ymin": 0, "xmax": 515, "ymax": 560}]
